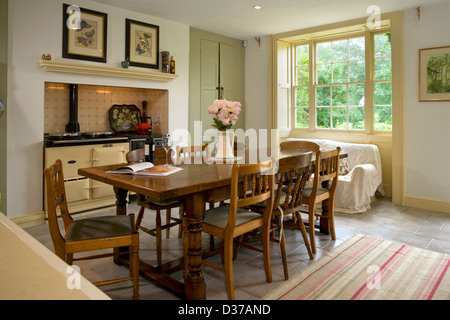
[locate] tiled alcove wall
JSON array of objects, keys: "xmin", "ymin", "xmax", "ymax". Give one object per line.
[{"xmin": 44, "ymin": 83, "xmax": 169, "ymax": 134}]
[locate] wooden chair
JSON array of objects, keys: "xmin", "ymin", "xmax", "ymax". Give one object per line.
[
  {"xmin": 176, "ymin": 143, "xmax": 208, "ymax": 163},
  {"xmin": 303, "ymin": 147, "xmax": 340, "ymax": 253},
  {"xmin": 44, "ymin": 159, "xmax": 140, "ymax": 299},
  {"xmin": 281, "ymin": 141, "xmax": 340, "ymax": 254},
  {"xmin": 241, "ymin": 153, "xmax": 314, "ymax": 280},
  {"xmin": 126, "ymin": 148, "xmax": 183, "ymax": 267},
  {"xmin": 201, "ymin": 160, "xmax": 275, "ymax": 300}
]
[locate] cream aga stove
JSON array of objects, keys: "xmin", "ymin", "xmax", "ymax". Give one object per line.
[
  {"xmin": 44, "ymin": 140, "xmax": 130, "ymax": 216},
  {"xmin": 43, "ymin": 84, "xmax": 158, "ymax": 216}
]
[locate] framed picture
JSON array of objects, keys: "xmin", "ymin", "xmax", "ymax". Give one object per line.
[
  {"xmin": 62, "ymin": 4, "xmax": 107, "ymax": 63},
  {"xmin": 419, "ymin": 46, "xmax": 450, "ymax": 102},
  {"xmin": 126, "ymin": 19, "xmax": 160, "ymax": 69}
]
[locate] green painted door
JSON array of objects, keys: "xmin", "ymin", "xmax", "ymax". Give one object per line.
[{"xmin": 190, "ymin": 27, "xmax": 245, "ymax": 142}]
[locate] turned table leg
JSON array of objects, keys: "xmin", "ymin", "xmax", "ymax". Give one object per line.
[
  {"xmin": 183, "ymin": 193, "xmax": 207, "ymax": 300},
  {"xmin": 114, "ymin": 187, "xmax": 129, "ymax": 264},
  {"xmin": 114, "ymin": 187, "xmax": 128, "ymax": 216}
]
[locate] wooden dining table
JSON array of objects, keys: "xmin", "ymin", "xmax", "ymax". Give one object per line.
[{"xmin": 78, "ymin": 148, "xmax": 345, "ymax": 300}]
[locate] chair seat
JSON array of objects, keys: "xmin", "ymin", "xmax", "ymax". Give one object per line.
[
  {"xmin": 137, "ymin": 196, "xmax": 182, "ymax": 209},
  {"xmin": 203, "ymin": 206, "xmax": 262, "ymax": 229},
  {"xmin": 67, "ymin": 215, "xmax": 133, "ymax": 242},
  {"xmin": 302, "ymin": 185, "xmax": 328, "ymax": 198}
]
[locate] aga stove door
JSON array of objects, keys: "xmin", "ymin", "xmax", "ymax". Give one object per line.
[{"xmin": 91, "ymin": 144, "xmax": 129, "ymax": 199}]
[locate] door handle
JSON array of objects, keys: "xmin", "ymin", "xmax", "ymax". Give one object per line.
[{"xmin": 216, "ymin": 86, "xmax": 224, "ymax": 99}]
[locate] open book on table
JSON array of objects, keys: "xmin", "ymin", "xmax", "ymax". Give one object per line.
[{"xmin": 106, "ymin": 162, "xmax": 182, "ymax": 176}]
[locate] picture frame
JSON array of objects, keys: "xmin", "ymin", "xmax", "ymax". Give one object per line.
[
  {"xmin": 62, "ymin": 4, "xmax": 107, "ymax": 63},
  {"xmin": 419, "ymin": 46, "xmax": 450, "ymax": 102},
  {"xmin": 126, "ymin": 19, "xmax": 160, "ymax": 69}
]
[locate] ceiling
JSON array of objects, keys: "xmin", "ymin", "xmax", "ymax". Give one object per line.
[{"xmin": 91, "ymin": 0, "xmax": 448, "ymax": 40}]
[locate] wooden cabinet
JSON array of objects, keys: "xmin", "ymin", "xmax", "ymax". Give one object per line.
[{"xmin": 44, "ymin": 142, "xmax": 129, "ymax": 215}]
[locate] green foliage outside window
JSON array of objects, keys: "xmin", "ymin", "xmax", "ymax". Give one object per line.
[{"xmin": 294, "ymin": 32, "xmax": 392, "ymax": 132}]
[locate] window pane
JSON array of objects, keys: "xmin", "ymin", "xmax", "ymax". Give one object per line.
[
  {"xmin": 348, "ymin": 84, "xmax": 365, "ymax": 106},
  {"xmin": 349, "ymin": 37, "xmax": 365, "ymax": 60},
  {"xmin": 296, "ymin": 87, "xmax": 309, "ymax": 107},
  {"xmin": 297, "ymin": 66, "xmax": 309, "ymax": 85},
  {"xmin": 374, "ymin": 82, "xmax": 392, "ymax": 105},
  {"xmin": 374, "ymin": 57, "xmax": 392, "ymax": 81},
  {"xmin": 316, "ymin": 107, "xmax": 331, "ymax": 128},
  {"xmin": 317, "ymin": 42, "xmax": 332, "ymax": 63},
  {"xmin": 296, "ymin": 45, "xmax": 309, "ymax": 66},
  {"xmin": 332, "ymin": 107, "xmax": 347, "ymax": 129},
  {"xmin": 374, "ymin": 33, "xmax": 391, "ymax": 57},
  {"xmin": 374, "ymin": 106, "xmax": 392, "ymax": 131},
  {"xmin": 333, "ymin": 40, "xmax": 348, "ymax": 62},
  {"xmin": 349, "ymin": 60, "xmax": 365, "ymax": 82},
  {"xmin": 332, "ymin": 85, "xmax": 347, "ymax": 106},
  {"xmin": 316, "ymin": 86, "xmax": 331, "ymax": 106},
  {"xmin": 349, "ymin": 107, "xmax": 365, "ymax": 130},
  {"xmin": 333, "ymin": 62, "xmax": 348, "ymax": 83},
  {"xmin": 317, "ymin": 64, "xmax": 331, "ymax": 84},
  {"xmin": 296, "ymin": 108, "xmax": 309, "ymax": 128}
]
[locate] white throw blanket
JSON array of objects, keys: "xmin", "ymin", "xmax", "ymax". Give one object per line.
[{"xmin": 286, "ymin": 138, "xmax": 384, "ymax": 213}]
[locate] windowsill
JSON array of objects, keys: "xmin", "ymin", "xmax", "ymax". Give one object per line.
[
  {"xmin": 288, "ymin": 129, "xmax": 392, "ymax": 142},
  {"xmin": 290, "ymin": 128, "xmax": 392, "ymax": 135}
]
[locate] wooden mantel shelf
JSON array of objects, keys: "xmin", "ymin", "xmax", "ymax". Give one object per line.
[{"xmin": 38, "ymin": 60, "xmax": 179, "ymax": 82}]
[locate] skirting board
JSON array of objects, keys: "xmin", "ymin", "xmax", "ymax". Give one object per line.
[
  {"xmin": 404, "ymin": 196, "xmax": 450, "ymax": 214},
  {"xmin": 10, "ymin": 211, "xmax": 46, "ymax": 229}
]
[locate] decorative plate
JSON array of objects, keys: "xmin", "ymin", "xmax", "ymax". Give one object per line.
[{"xmin": 108, "ymin": 104, "xmax": 141, "ymax": 133}]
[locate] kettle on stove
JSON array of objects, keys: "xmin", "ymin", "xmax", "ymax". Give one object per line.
[{"xmin": 134, "ymin": 122, "xmax": 151, "ymax": 135}]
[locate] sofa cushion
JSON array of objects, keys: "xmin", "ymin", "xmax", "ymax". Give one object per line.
[{"xmin": 339, "ymin": 158, "xmax": 351, "ymax": 175}]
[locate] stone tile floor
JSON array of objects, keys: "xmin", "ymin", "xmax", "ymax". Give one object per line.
[{"xmin": 25, "ymin": 197, "xmax": 450, "ymax": 300}]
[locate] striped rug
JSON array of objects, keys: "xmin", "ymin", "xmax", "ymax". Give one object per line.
[{"xmin": 263, "ymin": 234, "xmax": 450, "ymax": 300}]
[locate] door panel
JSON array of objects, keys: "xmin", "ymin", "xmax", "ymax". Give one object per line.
[
  {"xmin": 65, "ymin": 178, "xmax": 90, "ymax": 203},
  {"xmin": 91, "ymin": 145, "xmax": 127, "ymax": 166},
  {"xmin": 200, "ymin": 39, "xmax": 219, "ymax": 135},
  {"xmin": 219, "ymin": 42, "xmax": 245, "ymax": 130},
  {"xmin": 46, "ymin": 145, "xmax": 91, "ymax": 179},
  {"xmin": 220, "ymin": 43, "xmax": 236, "ymax": 100},
  {"xmin": 91, "ymin": 181, "xmax": 115, "ymax": 199},
  {"xmin": 91, "ymin": 144, "xmax": 128, "ymax": 199}
]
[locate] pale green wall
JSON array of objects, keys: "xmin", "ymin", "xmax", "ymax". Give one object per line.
[{"xmin": 0, "ymin": 0, "xmax": 7, "ymax": 214}]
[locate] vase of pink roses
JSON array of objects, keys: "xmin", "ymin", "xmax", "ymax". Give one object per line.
[{"xmin": 207, "ymin": 99, "xmax": 242, "ymax": 159}]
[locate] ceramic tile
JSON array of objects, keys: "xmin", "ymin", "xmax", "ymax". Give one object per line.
[{"xmin": 44, "ymin": 83, "xmax": 169, "ymax": 133}]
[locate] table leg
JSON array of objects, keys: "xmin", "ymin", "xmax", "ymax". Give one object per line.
[
  {"xmin": 114, "ymin": 187, "xmax": 128, "ymax": 216},
  {"xmin": 114, "ymin": 187, "xmax": 129, "ymax": 264},
  {"xmin": 183, "ymin": 193, "xmax": 207, "ymax": 300}
]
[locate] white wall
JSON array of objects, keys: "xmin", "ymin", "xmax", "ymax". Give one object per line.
[
  {"xmin": 7, "ymin": 0, "xmax": 189, "ymax": 218},
  {"xmin": 403, "ymin": 2, "xmax": 450, "ymax": 203}
]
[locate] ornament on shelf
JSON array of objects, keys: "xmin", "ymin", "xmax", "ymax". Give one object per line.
[
  {"xmin": 169, "ymin": 56, "xmax": 175, "ymax": 74},
  {"xmin": 41, "ymin": 54, "xmax": 52, "ymax": 61}
]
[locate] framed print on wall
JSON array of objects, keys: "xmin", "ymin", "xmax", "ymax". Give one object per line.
[
  {"xmin": 126, "ymin": 19, "xmax": 160, "ymax": 69},
  {"xmin": 419, "ymin": 46, "xmax": 450, "ymax": 102},
  {"xmin": 62, "ymin": 4, "xmax": 108, "ymax": 63}
]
